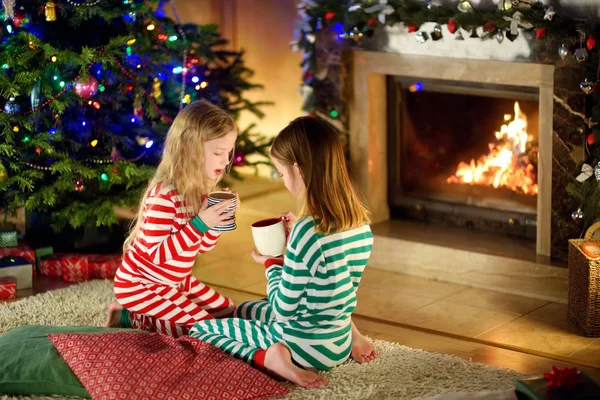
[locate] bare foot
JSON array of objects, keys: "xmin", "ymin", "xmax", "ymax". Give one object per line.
[
  {"xmin": 351, "ymin": 323, "xmax": 378, "ymax": 364},
  {"xmin": 264, "ymin": 343, "xmax": 327, "ymax": 389},
  {"xmin": 104, "ymin": 301, "xmax": 123, "ymax": 328}
]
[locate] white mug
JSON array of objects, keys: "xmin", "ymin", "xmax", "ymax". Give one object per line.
[{"xmin": 251, "ymin": 218, "xmax": 287, "ymax": 257}]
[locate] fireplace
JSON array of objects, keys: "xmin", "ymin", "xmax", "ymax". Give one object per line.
[{"xmin": 387, "ymin": 76, "xmax": 539, "ymax": 239}]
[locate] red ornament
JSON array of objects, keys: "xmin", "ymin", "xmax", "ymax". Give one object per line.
[
  {"xmin": 407, "ymin": 24, "xmax": 418, "ymax": 33},
  {"xmin": 447, "ymin": 19, "xmax": 457, "ymax": 34},
  {"xmin": 13, "ymin": 8, "xmax": 27, "ymax": 28},
  {"xmin": 544, "ymin": 367, "xmax": 584, "ymax": 390},
  {"xmin": 35, "ymin": 148, "xmax": 41, "ymax": 154},
  {"xmin": 303, "ymin": 71, "xmax": 313, "ymax": 81},
  {"xmin": 483, "ymin": 22, "xmax": 496, "ymax": 33},
  {"xmin": 324, "ymin": 12, "xmax": 335, "ymax": 21},
  {"xmin": 536, "ymin": 28, "xmax": 547, "ymax": 40},
  {"xmin": 587, "ymin": 36, "xmax": 597, "ymax": 51},
  {"xmin": 125, "ymin": 82, "xmax": 135, "ymax": 93},
  {"xmin": 233, "ymin": 150, "xmax": 245, "ymax": 167},
  {"xmin": 74, "ymin": 76, "xmax": 99, "ymax": 99},
  {"xmin": 587, "ymin": 133, "xmax": 595, "ymax": 146},
  {"xmin": 367, "ymin": 17, "xmax": 378, "ymax": 26}
]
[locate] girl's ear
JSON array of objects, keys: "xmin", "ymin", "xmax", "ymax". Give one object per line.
[{"xmin": 293, "ymin": 162, "xmax": 304, "ymax": 179}]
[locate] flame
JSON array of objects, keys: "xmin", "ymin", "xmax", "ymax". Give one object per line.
[{"xmin": 447, "ymin": 101, "xmax": 538, "ymax": 196}]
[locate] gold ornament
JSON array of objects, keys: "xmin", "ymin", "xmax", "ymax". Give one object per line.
[
  {"xmin": 45, "ymin": 1, "xmax": 57, "ymax": 22},
  {"xmin": 152, "ymin": 78, "xmax": 162, "ymax": 101}
]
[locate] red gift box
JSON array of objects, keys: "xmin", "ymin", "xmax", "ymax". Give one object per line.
[
  {"xmin": 0, "ymin": 277, "xmax": 17, "ymax": 300},
  {"xmin": 40, "ymin": 256, "xmax": 62, "ymax": 276},
  {"xmin": 89, "ymin": 255, "xmax": 122, "ymax": 279},
  {"xmin": 0, "ymin": 244, "xmax": 36, "ymax": 278},
  {"xmin": 60, "ymin": 254, "xmax": 89, "ymax": 282}
]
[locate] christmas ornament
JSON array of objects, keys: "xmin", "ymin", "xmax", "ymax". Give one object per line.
[
  {"xmin": 135, "ymin": 136, "xmax": 149, "ymax": 146},
  {"xmin": 571, "ymin": 208, "xmax": 584, "ymax": 223},
  {"xmin": 45, "ymin": 1, "xmax": 57, "ymax": 22},
  {"xmin": 73, "ymin": 176, "xmax": 84, "ymax": 192},
  {"xmin": 133, "ymin": 94, "xmax": 143, "ymax": 117},
  {"xmin": 348, "ymin": 2, "xmax": 361, "ymax": 12},
  {"xmin": 12, "ymin": 7, "xmax": 27, "ymax": 28},
  {"xmin": 233, "ymin": 150, "xmax": 245, "ymax": 167},
  {"xmin": 155, "ymin": 0, "xmax": 167, "ymax": 18},
  {"xmin": 152, "ymin": 78, "xmax": 162, "ymax": 100},
  {"xmin": 455, "ymin": 31, "xmax": 465, "ymax": 41},
  {"xmin": 498, "ymin": 0, "xmax": 512, "ymax": 10},
  {"xmin": 544, "ymin": 6, "xmax": 555, "ymax": 21},
  {"xmin": 594, "ymin": 162, "xmax": 600, "ymax": 182},
  {"xmin": 74, "ymin": 76, "xmax": 98, "ymax": 98},
  {"xmin": 407, "ymin": 24, "xmax": 417, "ymax": 33},
  {"xmin": 364, "ymin": 0, "xmax": 394, "ymax": 25},
  {"xmin": 506, "ymin": 31, "xmax": 518, "ymax": 42},
  {"xmin": 558, "ymin": 44, "xmax": 569, "ymax": 59},
  {"xmin": 125, "ymin": 82, "xmax": 134, "ymax": 94},
  {"xmin": 580, "ymin": 78, "xmax": 597, "ymax": 95},
  {"xmin": 447, "ymin": 19, "xmax": 457, "ymax": 34},
  {"xmin": 3, "ymin": 96, "xmax": 19, "ymax": 114},
  {"xmin": 457, "ymin": 1, "xmax": 474, "ymax": 13},
  {"xmin": 416, "ymin": 32, "xmax": 428, "ymax": 43},
  {"xmin": 587, "ymin": 36, "xmax": 596, "ymax": 51},
  {"xmin": 576, "ymin": 164, "xmax": 594, "ymax": 182},
  {"xmin": 30, "ymin": 80, "xmax": 41, "ymax": 109},
  {"xmin": 575, "ymin": 48, "xmax": 589, "ymax": 63},
  {"xmin": 483, "ymin": 22, "xmax": 496, "ymax": 33},
  {"xmin": 426, "ymin": 0, "xmax": 440, "ymax": 10},
  {"xmin": 431, "ymin": 24, "xmax": 442, "ymax": 41},
  {"xmin": 495, "ymin": 31, "xmax": 504, "ymax": 44},
  {"xmin": 575, "ymin": 31, "xmax": 589, "ymax": 63},
  {"xmin": 2, "ymin": 0, "xmax": 16, "ymax": 20},
  {"xmin": 535, "ymin": 28, "xmax": 547, "ymax": 40},
  {"xmin": 324, "ymin": 11, "xmax": 335, "ymax": 20},
  {"xmin": 504, "ymin": 11, "xmax": 533, "ymax": 36},
  {"xmin": 587, "ymin": 133, "xmax": 595, "ymax": 146}
]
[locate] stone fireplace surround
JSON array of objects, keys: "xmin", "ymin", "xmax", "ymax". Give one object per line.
[{"xmin": 346, "ymin": 48, "xmax": 582, "ymax": 303}]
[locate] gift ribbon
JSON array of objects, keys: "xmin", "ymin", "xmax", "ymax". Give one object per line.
[
  {"xmin": 576, "ymin": 163, "xmax": 594, "ymax": 182},
  {"xmin": 365, "ymin": 0, "xmax": 395, "ymax": 24},
  {"xmin": 503, "ymin": 11, "xmax": 533, "ymax": 36}
]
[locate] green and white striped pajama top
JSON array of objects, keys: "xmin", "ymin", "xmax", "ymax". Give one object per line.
[{"xmin": 189, "ymin": 216, "xmax": 373, "ymax": 371}]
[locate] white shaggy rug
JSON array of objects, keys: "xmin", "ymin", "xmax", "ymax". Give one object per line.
[{"xmin": 0, "ymin": 280, "xmax": 526, "ymax": 400}]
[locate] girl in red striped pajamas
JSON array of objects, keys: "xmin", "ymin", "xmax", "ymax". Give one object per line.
[{"xmin": 105, "ymin": 101, "xmax": 238, "ymax": 337}]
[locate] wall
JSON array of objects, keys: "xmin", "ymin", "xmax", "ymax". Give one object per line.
[{"xmin": 167, "ymin": 0, "xmax": 303, "ymax": 172}]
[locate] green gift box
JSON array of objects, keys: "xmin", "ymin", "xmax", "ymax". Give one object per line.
[
  {"xmin": 34, "ymin": 246, "xmax": 54, "ymax": 275},
  {"xmin": 0, "ymin": 229, "xmax": 18, "ymax": 248},
  {"xmin": 515, "ymin": 372, "xmax": 600, "ymax": 399}
]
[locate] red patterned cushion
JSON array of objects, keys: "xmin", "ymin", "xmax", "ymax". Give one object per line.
[{"xmin": 48, "ymin": 331, "xmax": 290, "ymax": 400}]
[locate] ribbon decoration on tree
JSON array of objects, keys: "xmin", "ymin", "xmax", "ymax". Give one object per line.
[
  {"xmin": 576, "ymin": 163, "xmax": 594, "ymax": 182},
  {"xmin": 544, "ymin": 367, "xmax": 584, "ymax": 390},
  {"xmin": 294, "ymin": 1, "xmax": 316, "ymax": 42},
  {"xmin": 503, "ymin": 11, "xmax": 533, "ymax": 36},
  {"xmin": 2, "ymin": 0, "xmax": 16, "ymax": 20},
  {"xmin": 365, "ymin": 0, "xmax": 395, "ymax": 24}
]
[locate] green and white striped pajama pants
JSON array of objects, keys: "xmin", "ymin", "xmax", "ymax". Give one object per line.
[{"xmin": 188, "ymin": 298, "xmax": 353, "ymax": 371}]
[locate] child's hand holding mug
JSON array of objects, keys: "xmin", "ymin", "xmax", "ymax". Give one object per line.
[
  {"xmin": 281, "ymin": 211, "xmax": 297, "ymax": 240},
  {"xmin": 197, "ymin": 197, "xmax": 236, "ymax": 229}
]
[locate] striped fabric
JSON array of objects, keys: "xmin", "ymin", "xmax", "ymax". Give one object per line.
[
  {"xmin": 114, "ymin": 183, "xmax": 235, "ymax": 337},
  {"xmin": 190, "ymin": 216, "xmax": 373, "ymax": 370}
]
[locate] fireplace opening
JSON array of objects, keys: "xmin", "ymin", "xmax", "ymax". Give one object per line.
[{"xmin": 387, "ymin": 76, "xmax": 539, "ymax": 239}]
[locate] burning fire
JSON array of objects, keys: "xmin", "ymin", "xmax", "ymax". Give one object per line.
[{"xmin": 446, "ymin": 101, "xmax": 538, "ymax": 196}]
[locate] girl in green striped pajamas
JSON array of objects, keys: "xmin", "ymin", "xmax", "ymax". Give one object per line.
[{"xmin": 189, "ymin": 116, "xmax": 376, "ymax": 388}]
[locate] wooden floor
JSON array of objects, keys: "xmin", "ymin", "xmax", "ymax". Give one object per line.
[{"xmin": 5, "ymin": 176, "xmax": 600, "ymax": 383}]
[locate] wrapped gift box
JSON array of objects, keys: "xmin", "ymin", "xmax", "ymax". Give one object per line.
[
  {"xmin": 89, "ymin": 255, "xmax": 121, "ymax": 279},
  {"xmin": 0, "ymin": 244, "xmax": 36, "ymax": 277},
  {"xmin": 60, "ymin": 254, "xmax": 89, "ymax": 282},
  {"xmin": 516, "ymin": 371, "xmax": 600, "ymax": 399},
  {"xmin": 0, "ymin": 257, "xmax": 32, "ymax": 290},
  {"xmin": 0, "ymin": 276, "xmax": 17, "ymax": 299},
  {"xmin": 40, "ymin": 255, "xmax": 62, "ymax": 276},
  {"xmin": 0, "ymin": 229, "xmax": 18, "ymax": 248},
  {"xmin": 34, "ymin": 246, "xmax": 53, "ymax": 275}
]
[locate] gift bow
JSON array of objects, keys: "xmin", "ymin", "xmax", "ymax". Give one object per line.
[
  {"xmin": 365, "ymin": 0, "xmax": 395, "ymax": 24},
  {"xmin": 576, "ymin": 163, "xmax": 594, "ymax": 182},
  {"xmin": 503, "ymin": 11, "xmax": 533, "ymax": 36},
  {"xmin": 544, "ymin": 366, "xmax": 584, "ymax": 390}
]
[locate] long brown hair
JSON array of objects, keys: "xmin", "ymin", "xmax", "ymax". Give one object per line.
[
  {"xmin": 123, "ymin": 101, "xmax": 236, "ymax": 251},
  {"xmin": 271, "ymin": 116, "xmax": 369, "ymax": 234}
]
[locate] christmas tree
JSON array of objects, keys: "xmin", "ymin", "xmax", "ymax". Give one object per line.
[{"xmin": 0, "ymin": 0, "xmax": 272, "ymax": 233}]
